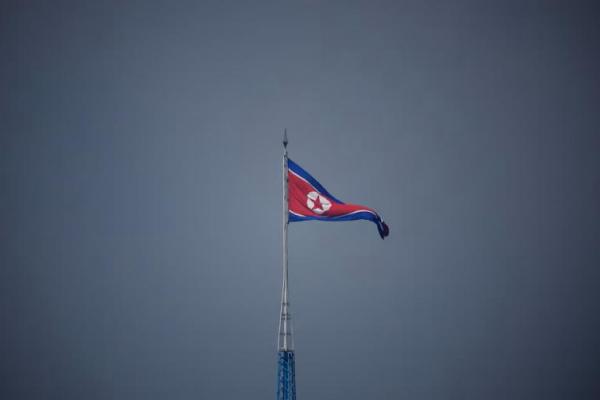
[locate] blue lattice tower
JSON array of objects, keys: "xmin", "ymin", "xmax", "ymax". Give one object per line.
[
  {"xmin": 277, "ymin": 350, "xmax": 296, "ymax": 400},
  {"xmin": 277, "ymin": 130, "xmax": 296, "ymax": 400},
  {"xmin": 277, "ymin": 295, "xmax": 295, "ymax": 400}
]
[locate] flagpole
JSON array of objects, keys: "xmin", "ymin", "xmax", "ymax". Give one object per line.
[
  {"xmin": 276, "ymin": 131, "xmax": 296, "ymax": 400},
  {"xmin": 277, "ymin": 130, "xmax": 295, "ymax": 400},
  {"xmin": 280, "ymin": 129, "xmax": 290, "ymax": 351}
]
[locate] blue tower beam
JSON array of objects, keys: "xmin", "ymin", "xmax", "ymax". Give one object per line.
[{"xmin": 277, "ymin": 350, "xmax": 296, "ymax": 400}]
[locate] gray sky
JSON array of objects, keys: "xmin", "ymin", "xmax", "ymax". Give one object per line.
[{"xmin": 1, "ymin": 1, "xmax": 599, "ymax": 399}]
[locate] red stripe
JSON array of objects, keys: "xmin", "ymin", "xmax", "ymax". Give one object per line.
[{"xmin": 288, "ymin": 171, "xmax": 378, "ymax": 218}]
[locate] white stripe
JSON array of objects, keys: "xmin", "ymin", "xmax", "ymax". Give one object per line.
[
  {"xmin": 334, "ymin": 209, "xmax": 378, "ymax": 218},
  {"xmin": 289, "ymin": 208, "xmax": 377, "ymax": 219}
]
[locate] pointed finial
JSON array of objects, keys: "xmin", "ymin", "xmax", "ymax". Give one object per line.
[{"xmin": 283, "ymin": 129, "xmax": 288, "ymax": 148}]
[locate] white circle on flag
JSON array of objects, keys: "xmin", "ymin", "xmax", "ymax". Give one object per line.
[{"xmin": 306, "ymin": 191, "xmax": 331, "ymax": 214}]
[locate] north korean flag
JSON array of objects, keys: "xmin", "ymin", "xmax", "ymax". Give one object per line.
[{"xmin": 288, "ymin": 158, "xmax": 389, "ymax": 239}]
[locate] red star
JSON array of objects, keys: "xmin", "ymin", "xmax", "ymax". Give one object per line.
[{"xmin": 312, "ymin": 194, "xmax": 322, "ymax": 211}]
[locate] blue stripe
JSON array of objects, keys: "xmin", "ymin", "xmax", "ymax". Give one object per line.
[
  {"xmin": 287, "ymin": 158, "xmax": 344, "ymax": 204},
  {"xmin": 289, "ymin": 211, "xmax": 388, "ymax": 239},
  {"xmin": 289, "ymin": 211, "xmax": 379, "ymax": 224}
]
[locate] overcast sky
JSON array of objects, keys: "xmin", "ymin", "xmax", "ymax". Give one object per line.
[{"xmin": 1, "ymin": 1, "xmax": 599, "ymax": 399}]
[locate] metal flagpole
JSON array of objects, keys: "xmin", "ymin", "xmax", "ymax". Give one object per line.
[
  {"xmin": 277, "ymin": 129, "xmax": 296, "ymax": 400},
  {"xmin": 281, "ymin": 129, "xmax": 289, "ymax": 350}
]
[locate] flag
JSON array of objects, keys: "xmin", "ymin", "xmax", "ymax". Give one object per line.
[{"xmin": 287, "ymin": 158, "xmax": 389, "ymax": 239}]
